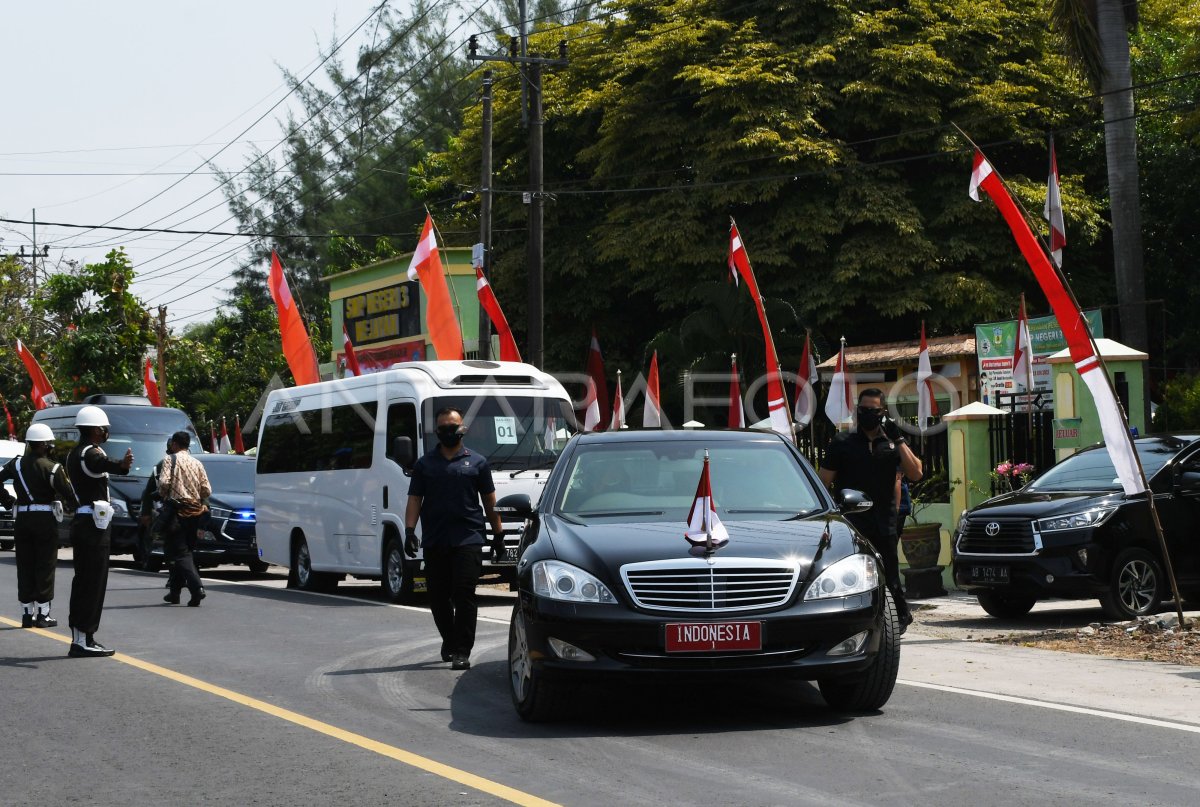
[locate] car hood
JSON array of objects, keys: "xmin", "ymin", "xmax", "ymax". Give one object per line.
[
  {"xmin": 541, "ymin": 514, "xmax": 858, "ymax": 584},
  {"xmin": 209, "ymin": 492, "xmax": 253, "ymax": 512},
  {"xmin": 107, "ymin": 475, "xmax": 146, "ymax": 505},
  {"xmin": 967, "ymin": 489, "xmax": 1125, "ymax": 520}
]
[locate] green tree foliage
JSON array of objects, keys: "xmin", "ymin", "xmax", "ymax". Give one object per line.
[
  {"xmin": 0, "ymin": 254, "xmax": 38, "ymax": 432},
  {"xmin": 1153, "ymin": 374, "xmax": 1200, "ymax": 431},
  {"xmin": 428, "ymin": 0, "xmax": 1111, "ymax": 379},
  {"xmin": 36, "ymin": 249, "xmax": 155, "ymax": 399}
]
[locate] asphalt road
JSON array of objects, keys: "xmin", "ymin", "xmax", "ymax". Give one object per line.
[{"xmin": 3, "ymin": 551, "xmax": 1199, "ymax": 807}]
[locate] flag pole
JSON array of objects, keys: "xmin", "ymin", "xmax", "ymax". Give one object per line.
[
  {"xmin": 730, "ymin": 217, "xmax": 796, "ymax": 443},
  {"xmin": 956, "ymin": 124, "xmax": 1184, "ymax": 624}
]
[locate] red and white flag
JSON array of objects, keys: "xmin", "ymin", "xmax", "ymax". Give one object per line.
[
  {"xmin": 584, "ymin": 329, "xmax": 608, "ymax": 431},
  {"xmin": 917, "ymin": 322, "xmax": 938, "ymax": 433},
  {"xmin": 1044, "ymin": 135, "xmax": 1067, "ymax": 268},
  {"xmin": 407, "ymin": 213, "xmax": 464, "ymax": 360},
  {"xmin": 15, "ymin": 339, "xmax": 57, "ymax": 410},
  {"xmin": 268, "ymin": 252, "xmax": 321, "ymax": 386},
  {"xmin": 342, "ymin": 324, "xmax": 362, "ymax": 377},
  {"xmin": 143, "ymin": 358, "xmax": 161, "ymax": 406},
  {"xmin": 582, "ymin": 376, "xmax": 602, "ymax": 433},
  {"xmin": 824, "ymin": 339, "xmax": 853, "ymax": 427},
  {"xmin": 684, "ymin": 451, "xmax": 729, "ymax": 550},
  {"xmin": 728, "ymin": 355, "xmax": 745, "ymax": 429},
  {"xmin": 3, "ymin": 399, "xmax": 15, "ymax": 440},
  {"xmin": 644, "ymin": 351, "xmax": 663, "ymax": 428},
  {"xmin": 210, "ymin": 423, "xmax": 219, "ymax": 454},
  {"xmin": 727, "ymin": 221, "xmax": 792, "ymax": 439},
  {"xmin": 543, "ymin": 416, "xmax": 558, "ymax": 450},
  {"xmin": 475, "ymin": 268, "xmax": 522, "ymax": 363},
  {"xmin": 612, "ymin": 370, "xmax": 626, "ymax": 430},
  {"xmin": 218, "ymin": 418, "xmax": 232, "ymax": 454},
  {"xmin": 1012, "ymin": 294, "xmax": 1034, "ymax": 392},
  {"xmin": 794, "ymin": 334, "xmax": 819, "ymax": 426},
  {"xmin": 233, "ymin": 415, "xmax": 246, "ymax": 455},
  {"xmin": 970, "ymin": 148, "xmax": 1144, "ymax": 496}
]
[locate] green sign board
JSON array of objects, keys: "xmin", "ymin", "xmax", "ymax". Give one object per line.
[
  {"xmin": 1052, "ymin": 417, "xmax": 1084, "ymax": 449},
  {"xmin": 976, "ymin": 309, "xmax": 1103, "ymax": 401}
]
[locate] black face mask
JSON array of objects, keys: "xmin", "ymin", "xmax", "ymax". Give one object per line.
[
  {"xmin": 436, "ymin": 425, "xmax": 464, "ymax": 448},
  {"xmin": 857, "ymin": 407, "xmax": 883, "ymax": 431}
]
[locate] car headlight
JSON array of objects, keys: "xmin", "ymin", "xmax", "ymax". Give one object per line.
[
  {"xmin": 110, "ymin": 499, "xmax": 129, "ymax": 517},
  {"xmin": 804, "ymin": 554, "xmax": 879, "ymax": 601},
  {"xmin": 1036, "ymin": 507, "xmax": 1117, "ymax": 533},
  {"xmin": 956, "ymin": 511, "xmax": 969, "ymax": 536},
  {"xmin": 209, "ymin": 506, "xmax": 233, "ymax": 520},
  {"xmin": 531, "ymin": 560, "xmax": 615, "ymax": 604}
]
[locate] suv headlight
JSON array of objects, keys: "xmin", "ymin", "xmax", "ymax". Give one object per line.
[
  {"xmin": 110, "ymin": 499, "xmax": 129, "ymax": 517},
  {"xmin": 1036, "ymin": 507, "xmax": 1117, "ymax": 533},
  {"xmin": 531, "ymin": 560, "xmax": 615, "ymax": 604},
  {"xmin": 804, "ymin": 554, "xmax": 879, "ymax": 601},
  {"xmin": 956, "ymin": 511, "xmax": 970, "ymax": 536}
]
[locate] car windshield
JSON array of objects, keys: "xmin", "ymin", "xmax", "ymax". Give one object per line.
[
  {"xmin": 555, "ymin": 440, "xmax": 824, "ymax": 523},
  {"xmin": 1026, "ymin": 439, "xmax": 1186, "ymax": 492},
  {"xmin": 426, "ymin": 396, "xmax": 578, "ymax": 470},
  {"xmin": 198, "ymin": 458, "xmax": 255, "ymax": 493},
  {"xmin": 100, "ymin": 437, "xmax": 179, "ymax": 479}
]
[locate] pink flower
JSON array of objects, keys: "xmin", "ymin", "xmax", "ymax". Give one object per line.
[
  {"xmin": 1014, "ymin": 463, "xmax": 1035, "ymax": 476},
  {"xmin": 995, "ymin": 461, "xmax": 1012, "ymax": 475}
]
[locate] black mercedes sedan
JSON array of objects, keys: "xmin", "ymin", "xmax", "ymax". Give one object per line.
[
  {"xmin": 498, "ymin": 429, "xmax": 900, "ymax": 722},
  {"xmin": 953, "ymin": 434, "xmax": 1200, "ymax": 620}
]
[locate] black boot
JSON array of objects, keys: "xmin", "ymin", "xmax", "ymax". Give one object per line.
[
  {"xmin": 164, "ymin": 591, "xmax": 180, "ymax": 605},
  {"xmin": 187, "ymin": 587, "xmax": 206, "ymax": 607}
]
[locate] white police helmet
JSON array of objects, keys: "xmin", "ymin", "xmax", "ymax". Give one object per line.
[
  {"xmin": 25, "ymin": 423, "xmax": 55, "ymax": 443},
  {"xmin": 75, "ymin": 405, "xmax": 110, "ymax": 428}
]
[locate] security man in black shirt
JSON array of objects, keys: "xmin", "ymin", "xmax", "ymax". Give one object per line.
[
  {"xmin": 819, "ymin": 388, "xmax": 923, "ymax": 632},
  {"xmin": 64, "ymin": 405, "xmax": 133, "ymax": 657},
  {"xmin": 404, "ymin": 407, "xmax": 504, "ymax": 670},
  {"xmin": 0, "ymin": 423, "xmax": 78, "ymax": 628}
]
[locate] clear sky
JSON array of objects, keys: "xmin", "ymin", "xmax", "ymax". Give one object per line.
[{"xmin": 0, "ymin": 1, "xmax": 390, "ymax": 331}]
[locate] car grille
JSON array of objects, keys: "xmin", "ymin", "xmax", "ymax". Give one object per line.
[
  {"xmin": 957, "ymin": 518, "xmax": 1036, "ymax": 555},
  {"xmin": 621, "ymin": 558, "xmax": 800, "ymax": 613}
]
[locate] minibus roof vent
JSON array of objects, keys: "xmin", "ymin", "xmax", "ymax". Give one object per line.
[
  {"xmin": 461, "ymin": 360, "xmax": 503, "ymax": 370},
  {"xmin": 451, "ymin": 374, "xmax": 543, "ymax": 388}
]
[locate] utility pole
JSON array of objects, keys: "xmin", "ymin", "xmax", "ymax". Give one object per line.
[
  {"xmin": 477, "ymin": 69, "xmax": 494, "ymax": 360},
  {"xmin": 468, "ymin": 36, "xmax": 567, "ymax": 370},
  {"xmin": 156, "ymin": 305, "xmax": 168, "ymax": 402}
]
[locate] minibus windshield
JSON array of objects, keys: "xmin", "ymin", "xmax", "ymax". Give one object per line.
[{"xmin": 425, "ymin": 396, "xmax": 578, "ymax": 470}]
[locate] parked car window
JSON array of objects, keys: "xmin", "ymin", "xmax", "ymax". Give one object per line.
[
  {"xmin": 1026, "ymin": 439, "xmax": 1183, "ymax": 492},
  {"xmin": 557, "ymin": 441, "xmax": 821, "ymax": 522},
  {"xmin": 198, "ymin": 458, "xmax": 255, "ymax": 493}
]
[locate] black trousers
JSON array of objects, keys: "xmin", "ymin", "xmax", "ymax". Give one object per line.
[
  {"xmin": 423, "ymin": 544, "xmax": 483, "ymax": 656},
  {"xmin": 165, "ymin": 515, "xmax": 203, "ymax": 596},
  {"xmin": 849, "ymin": 513, "xmax": 909, "ymax": 618},
  {"xmin": 69, "ymin": 516, "xmax": 110, "ymax": 634},
  {"xmin": 15, "ymin": 512, "xmax": 58, "ymax": 604}
]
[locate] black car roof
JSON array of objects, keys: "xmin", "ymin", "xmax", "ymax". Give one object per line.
[
  {"xmin": 196, "ymin": 454, "xmax": 254, "ymax": 463},
  {"xmin": 574, "ymin": 429, "xmax": 788, "ymax": 445}
]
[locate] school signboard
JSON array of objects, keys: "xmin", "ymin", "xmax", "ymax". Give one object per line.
[{"xmin": 976, "ymin": 309, "xmax": 1103, "ymax": 404}]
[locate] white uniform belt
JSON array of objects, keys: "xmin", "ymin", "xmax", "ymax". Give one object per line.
[
  {"xmin": 17, "ymin": 504, "xmax": 54, "ymax": 512},
  {"xmin": 76, "ymin": 506, "xmax": 94, "ymax": 514}
]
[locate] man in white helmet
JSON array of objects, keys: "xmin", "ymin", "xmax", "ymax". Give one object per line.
[
  {"xmin": 64, "ymin": 405, "xmax": 133, "ymax": 658},
  {"xmin": 0, "ymin": 423, "xmax": 78, "ymax": 628}
]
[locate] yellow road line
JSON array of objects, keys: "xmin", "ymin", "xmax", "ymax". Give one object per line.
[{"xmin": 1, "ymin": 616, "xmax": 560, "ymax": 807}]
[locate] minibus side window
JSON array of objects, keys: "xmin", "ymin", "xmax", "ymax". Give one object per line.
[{"xmin": 386, "ymin": 402, "xmax": 417, "ymax": 464}]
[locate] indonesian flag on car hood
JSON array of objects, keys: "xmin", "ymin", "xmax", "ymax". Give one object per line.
[
  {"xmin": 684, "ymin": 451, "xmax": 729, "ymax": 551},
  {"xmin": 969, "ymin": 147, "xmax": 1144, "ymax": 496}
]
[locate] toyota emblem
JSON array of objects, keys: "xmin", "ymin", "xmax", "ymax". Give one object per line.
[{"xmin": 985, "ymin": 522, "xmax": 1001, "ymax": 537}]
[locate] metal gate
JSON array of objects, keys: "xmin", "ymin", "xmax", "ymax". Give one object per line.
[{"xmin": 988, "ymin": 392, "xmax": 1056, "ymax": 496}]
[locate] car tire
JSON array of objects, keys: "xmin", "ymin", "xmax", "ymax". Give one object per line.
[
  {"xmin": 508, "ymin": 605, "xmax": 569, "ymax": 722},
  {"xmin": 380, "ymin": 535, "xmax": 416, "ymax": 603},
  {"xmin": 288, "ymin": 534, "xmax": 336, "ymax": 593},
  {"xmin": 818, "ymin": 589, "xmax": 901, "ymax": 712},
  {"xmin": 1100, "ymin": 547, "xmax": 1163, "ymax": 620},
  {"xmin": 132, "ymin": 533, "xmax": 163, "ymax": 573},
  {"xmin": 976, "ymin": 590, "xmax": 1037, "ymax": 619},
  {"xmin": 247, "ymin": 558, "xmax": 270, "ymax": 575}
]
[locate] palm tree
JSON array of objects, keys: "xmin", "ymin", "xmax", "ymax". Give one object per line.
[{"xmin": 1050, "ymin": 0, "xmax": 1147, "ymax": 353}]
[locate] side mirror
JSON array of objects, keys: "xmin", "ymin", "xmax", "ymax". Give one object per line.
[
  {"xmin": 1177, "ymin": 468, "xmax": 1200, "ymax": 491},
  {"xmin": 835, "ymin": 488, "xmax": 874, "ymax": 513},
  {"xmin": 495, "ymin": 493, "xmax": 535, "ymax": 520},
  {"xmin": 390, "ymin": 436, "xmax": 415, "ymax": 469}
]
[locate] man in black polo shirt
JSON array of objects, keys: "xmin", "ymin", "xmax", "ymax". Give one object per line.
[
  {"xmin": 819, "ymin": 388, "xmax": 922, "ymax": 632},
  {"xmin": 404, "ymin": 407, "xmax": 504, "ymax": 670}
]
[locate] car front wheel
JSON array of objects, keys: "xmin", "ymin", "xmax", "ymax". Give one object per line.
[
  {"xmin": 818, "ymin": 589, "xmax": 901, "ymax": 712},
  {"xmin": 1100, "ymin": 547, "xmax": 1163, "ymax": 620},
  {"xmin": 976, "ymin": 590, "xmax": 1037, "ymax": 619},
  {"xmin": 508, "ymin": 606, "xmax": 568, "ymax": 722}
]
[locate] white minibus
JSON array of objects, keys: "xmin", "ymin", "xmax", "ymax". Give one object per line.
[{"xmin": 254, "ymin": 360, "xmax": 577, "ymax": 601}]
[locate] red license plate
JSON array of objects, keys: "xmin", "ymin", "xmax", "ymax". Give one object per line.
[{"xmin": 665, "ymin": 621, "xmax": 762, "ymax": 653}]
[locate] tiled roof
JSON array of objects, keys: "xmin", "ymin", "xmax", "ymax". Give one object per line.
[{"xmin": 817, "ymin": 334, "xmax": 976, "ymax": 369}]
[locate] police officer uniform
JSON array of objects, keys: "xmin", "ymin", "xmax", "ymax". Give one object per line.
[
  {"xmin": 64, "ymin": 405, "xmax": 132, "ymax": 657},
  {"xmin": 0, "ymin": 423, "xmax": 78, "ymax": 628}
]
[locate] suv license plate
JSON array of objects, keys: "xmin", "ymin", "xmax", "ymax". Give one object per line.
[
  {"xmin": 665, "ymin": 621, "xmax": 762, "ymax": 653},
  {"xmin": 970, "ymin": 565, "xmax": 1010, "ymax": 583}
]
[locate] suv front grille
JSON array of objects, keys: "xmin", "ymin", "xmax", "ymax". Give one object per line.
[
  {"xmin": 621, "ymin": 558, "xmax": 799, "ymax": 613},
  {"xmin": 958, "ymin": 518, "xmax": 1036, "ymax": 554}
]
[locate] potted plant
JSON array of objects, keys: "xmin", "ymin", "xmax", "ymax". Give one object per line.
[{"xmin": 898, "ymin": 472, "xmax": 954, "ymax": 598}]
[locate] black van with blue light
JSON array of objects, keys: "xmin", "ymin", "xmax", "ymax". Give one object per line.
[{"xmin": 31, "ymin": 394, "xmax": 199, "ymax": 562}]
